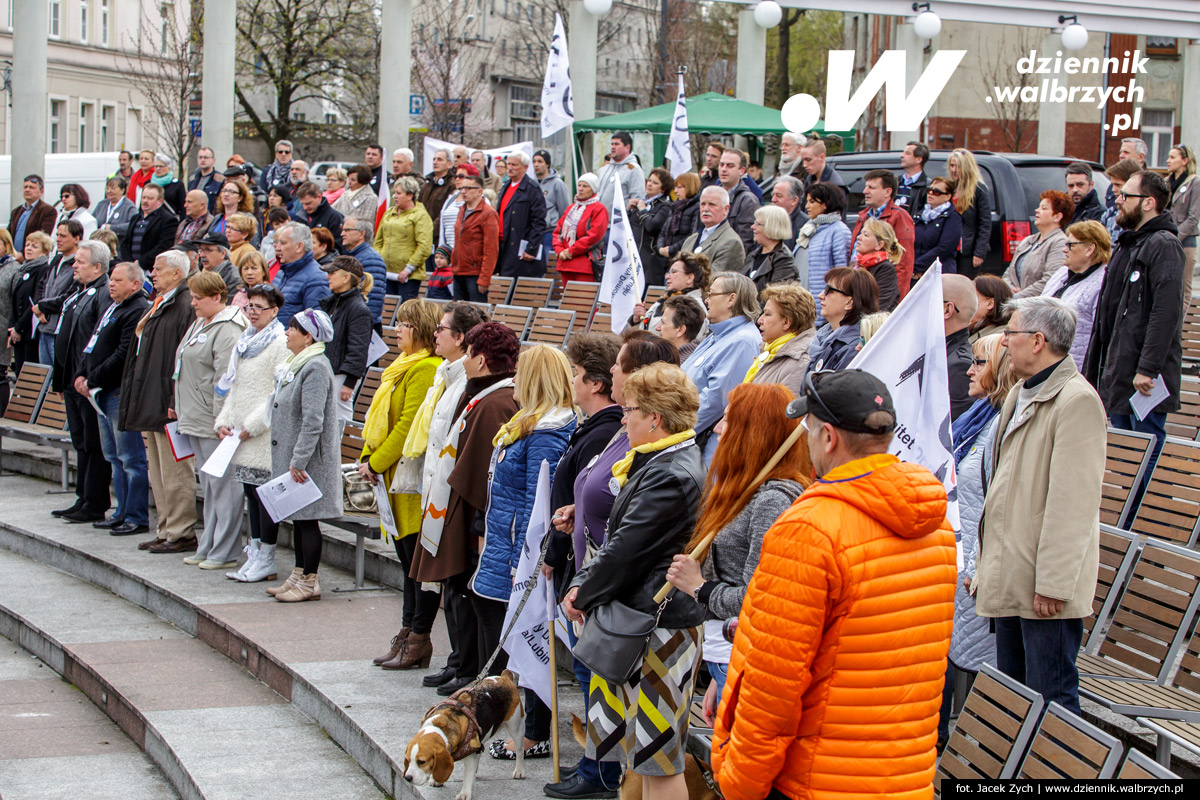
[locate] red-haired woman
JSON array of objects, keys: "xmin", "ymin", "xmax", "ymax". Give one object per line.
[
  {"xmin": 1004, "ymin": 189, "xmax": 1073, "ymax": 298},
  {"xmin": 665, "ymin": 382, "xmax": 812, "ymax": 721}
]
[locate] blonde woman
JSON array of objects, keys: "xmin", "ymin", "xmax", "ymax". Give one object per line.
[
  {"xmin": 230, "ymin": 251, "xmax": 271, "ymax": 313},
  {"xmin": 359, "ymin": 299, "xmax": 441, "ymax": 669},
  {"xmin": 1167, "ymin": 144, "xmax": 1200, "ymax": 311},
  {"xmin": 948, "ymin": 148, "xmax": 992, "ymax": 279},
  {"xmin": 471, "ymin": 345, "xmax": 577, "ymax": 675},
  {"xmin": 851, "ymin": 217, "xmax": 902, "ymax": 311},
  {"xmin": 226, "ymin": 213, "xmax": 259, "ymax": 265},
  {"xmin": 323, "ymin": 167, "xmax": 348, "ymax": 205}
]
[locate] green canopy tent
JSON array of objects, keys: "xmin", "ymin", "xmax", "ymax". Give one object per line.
[{"xmin": 572, "ymin": 92, "xmax": 855, "ymax": 173}]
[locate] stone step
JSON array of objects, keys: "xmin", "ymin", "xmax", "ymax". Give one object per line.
[
  {"xmin": 0, "ymin": 471, "xmax": 589, "ymax": 800},
  {"xmin": 0, "ymin": 545, "xmax": 387, "ymax": 800}
]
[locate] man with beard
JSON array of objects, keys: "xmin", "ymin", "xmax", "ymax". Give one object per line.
[
  {"xmin": 760, "ymin": 132, "xmax": 806, "ymax": 194},
  {"xmin": 1084, "ymin": 170, "xmax": 1184, "ymax": 474}
]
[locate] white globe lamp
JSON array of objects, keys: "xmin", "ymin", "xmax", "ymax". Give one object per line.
[
  {"xmin": 1060, "ymin": 19, "xmax": 1089, "ymax": 51},
  {"xmin": 583, "ymin": 0, "xmax": 612, "ymax": 16},
  {"xmin": 754, "ymin": 1, "xmax": 783, "ymax": 29},
  {"xmin": 912, "ymin": 7, "xmax": 941, "ymax": 40}
]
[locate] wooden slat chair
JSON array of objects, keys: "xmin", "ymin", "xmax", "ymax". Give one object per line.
[
  {"xmin": 510, "ymin": 277, "xmax": 554, "ymax": 309},
  {"xmin": 379, "ymin": 326, "xmax": 401, "ymax": 368},
  {"xmin": 588, "ymin": 312, "xmax": 613, "ymax": 334},
  {"xmin": 1166, "ymin": 377, "xmax": 1200, "ymax": 440},
  {"xmin": 934, "ymin": 664, "xmax": 1044, "ymax": 795},
  {"xmin": 547, "ymin": 266, "xmax": 565, "ymax": 306},
  {"xmin": 1125, "ymin": 437, "xmax": 1200, "ymax": 547},
  {"xmin": 35, "ymin": 390, "xmax": 69, "ymax": 431},
  {"xmin": 1082, "ymin": 526, "xmax": 1141, "ymax": 653},
  {"xmin": 643, "ymin": 285, "xmax": 667, "ymax": 306},
  {"xmin": 492, "ymin": 305, "xmax": 534, "ymax": 339},
  {"xmin": 1117, "ymin": 746, "xmax": 1180, "ymax": 778},
  {"xmin": 352, "ymin": 368, "xmax": 384, "ymax": 425},
  {"xmin": 526, "ymin": 309, "xmax": 575, "ymax": 348},
  {"xmin": 417, "ymin": 281, "xmax": 428, "ymax": 299},
  {"xmin": 0, "ymin": 364, "xmax": 70, "ymax": 489},
  {"xmin": 487, "ymin": 276, "xmax": 515, "ymax": 305},
  {"xmin": 1016, "ymin": 702, "xmax": 1123, "ymax": 779},
  {"xmin": 340, "ymin": 423, "xmax": 366, "ymax": 466},
  {"xmin": 1076, "ymin": 538, "xmax": 1200, "ymax": 684},
  {"xmin": 382, "ymin": 294, "xmax": 401, "ymax": 325},
  {"xmin": 1, "ymin": 363, "xmax": 51, "ymax": 424},
  {"xmin": 1135, "ymin": 717, "xmax": 1200, "ymax": 766},
  {"xmin": 1101, "ymin": 428, "xmax": 1155, "ymax": 528},
  {"xmin": 559, "ymin": 281, "xmax": 600, "ymax": 336},
  {"xmin": 468, "ymin": 301, "xmax": 493, "ymax": 319},
  {"xmin": 1181, "ymin": 307, "xmax": 1200, "ymax": 366}
]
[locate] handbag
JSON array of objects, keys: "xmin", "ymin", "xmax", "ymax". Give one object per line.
[
  {"xmin": 342, "ymin": 465, "xmax": 377, "ymax": 513},
  {"xmin": 572, "ymin": 597, "xmax": 666, "ymax": 685}
]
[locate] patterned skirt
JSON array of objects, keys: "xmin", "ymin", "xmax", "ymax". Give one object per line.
[{"xmin": 584, "ymin": 625, "xmax": 701, "ymax": 777}]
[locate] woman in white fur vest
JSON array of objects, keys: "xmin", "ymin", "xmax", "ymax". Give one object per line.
[{"xmin": 214, "ymin": 283, "xmax": 291, "ymax": 582}]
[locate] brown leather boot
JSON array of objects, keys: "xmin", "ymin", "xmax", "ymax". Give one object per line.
[
  {"xmin": 382, "ymin": 632, "xmax": 432, "ymax": 670},
  {"xmin": 373, "ymin": 627, "xmax": 410, "ymax": 666},
  {"xmin": 266, "ymin": 568, "xmax": 302, "ymax": 597}
]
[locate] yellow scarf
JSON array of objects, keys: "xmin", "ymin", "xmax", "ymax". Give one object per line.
[
  {"xmin": 743, "ymin": 333, "xmax": 797, "ymax": 383},
  {"xmin": 492, "ymin": 410, "xmax": 528, "ymax": 449},
  {"xmin": 362, "ymin": 348, "xmax": 432, "ymax": 451},
  {"xmin": 402, "ymin": 370, "xmax": 446, "ymax": 459},
  {"xmin": 610, "ymin": 429, "xmax": 696, "ymax": 489}
]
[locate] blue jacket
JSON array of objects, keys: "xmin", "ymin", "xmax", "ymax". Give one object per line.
[
  {"xmin": 471, "ymin": 415, "xmax": 576, "ymax": 602},
  {"xmin": 805, "ymin": 321, "xmax": 862, "ymax": 378},
  {"xmin": 274, "ymin": 251, "xmax": 332, "ymax": 327},
  {"xmin": 348, "ymin": 241, "xmax": 388, "ymax": 326},
  {"xmin": 800, "ymin": 220, "xmax": 852, "ymax": 316},
  {"xmin": 682, "ymin": 315, "xmax": 762, "ymax": 463},
  {"xmin": 913, "ymin": 204, "xmax": 963, "ymax": 276}
]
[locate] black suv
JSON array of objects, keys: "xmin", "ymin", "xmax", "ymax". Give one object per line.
[{"xmin": 826, "ymin": 150, "xmax": 1110, "ymax": 276}]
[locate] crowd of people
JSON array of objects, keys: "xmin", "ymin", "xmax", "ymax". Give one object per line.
[{"xmin": 0, "ymin": 130, "xmax": 1192, "ymax": 800}]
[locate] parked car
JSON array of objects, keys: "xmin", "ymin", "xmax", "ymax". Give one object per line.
[
  {"xmin": 309, "ymin": 161, "xmax": 358, "ymax": 191},
  {"xmin": 826, "ymin": 150, "xmax": 1111, "ymax": 276}
]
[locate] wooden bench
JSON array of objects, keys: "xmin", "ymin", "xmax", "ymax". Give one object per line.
[
  {"xmin": 643, "ymin": 284, "xmax": 668, "ymax": 306},
  {"xmin": 935, "ymin": 664, "xmax": 1045, "ymax": 794},
  {"xmin": 1124, "ymin": 437, "xmax": 1200, "ymax": 547},
  {"xmin": 466, "ymin": 301, "xmax": 493, "ymax": 319},
  {"xmin": 1118, "ymin": 746, "xmax": 1180, "ymax": 778},
  {"xmin": 1181, "ymin": 307, "xmax": 1200, "ymax": 368},
  {"xmin": 492, "ymin": 305, "xmax": 534, "ymax": 339},
  {"xmin": 1136, "ymin": 717, "xmax": 1200, "ymax": 766},
  {"xmin": 1102, "ymin": 428, "xmax": 1156, "ymax": 529},
  {"xmin": 487, "ymin": 276, "xmax": 514, "ymax": 305},
  {"xmin": 352, "ymin": 368, "xmax": 384, "ymax": 425},
  {"xmin": 588, "ymin": 312, "xmax": 613, "ymax": 334},
  {"xmin": 1166, "ymin": 377, "xmax": 1200, "ymax": 440},
  {"xmin": 558, "ymin": 281, "xmax": 600, "ymax": 336},
  {"xmin": 382, "ymin": 294, "xmax": 401, "ymax": 325},
  {"xmin": 510, "ymin": 277, "xmax": 555, "ymax": 309},
  {"xmin": 379, "ymin": 326, "xmax": 401, "ymax": 368},
  {"xmin": 525, "ymin": 309, "xmax": 575, "ymax": 348},
  {"xmin": 1082, "ymin": 526, "xmax": 1140, "ymax": 653},
  {"xmin": 0, "ymin": 364, "xmax": 73, "ymax": 491},
  {"xmin": 1016, "ymin": 702, "xmax": 1123, "ymax": 779}
]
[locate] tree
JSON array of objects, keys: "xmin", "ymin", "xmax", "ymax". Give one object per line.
[
  {"xmin": 766, "ymin": 10, "xmax": 842, "ymax": 110},
  {"xmin": 118, "ymin": 3, "xmax": 203, "ymax": 170},
  {"xmin": 978, "ymin": 28, "xmax": 1039, "ymax": 152},
  {"xmin": 234, "ymin": 0, "xmax": 379, "ymax": 145},
  {"xmin": 410, "ymin": 1, "xmax": 493, "ymax": 142}
]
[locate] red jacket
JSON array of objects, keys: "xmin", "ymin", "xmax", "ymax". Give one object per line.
[
  {"xmin": 712, "ymin": 453, "xmax": 956, "ymax": 800},
  {"xmin": 452, "ymin": 202, "xmax": 500, "ymax": 287},
  {"xmin": 851, "ymin": 201, "xmax": 916, "ymax": 299},
  {"xmin": 552, "ymin": 201, "xmax": 609, "ymax": 277}
]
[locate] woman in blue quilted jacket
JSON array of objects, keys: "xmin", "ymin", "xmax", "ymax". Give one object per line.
[{"xmin": 470, "ymin": 344, "xmax": 577, "ymax": 676}]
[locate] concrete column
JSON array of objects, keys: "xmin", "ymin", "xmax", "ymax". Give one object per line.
[
  {"xmin": 10, "ymin": 0, "xmax": 48, "ymax": 211},
  {"xmin": 201, "ymin": 0, "xmax": 236, "ymax": 162},
  {"xmin": 568, "ymin": 1, "xmax": 598, "ymax": 170},
  {"xmin": 889, "ymin": 22, "xmax": 922, "ymax": 150},
  {"xmin": 1036, "ymin": 33, "xmax": 1067, "ymax": 156},
  {"xmin": 736, "ymin": 10, "xmax": 766, "ymax": 106},
  {"xmin": 380, "ymin": 0, "xmax": 413, "ymax": 149},
  {"xmin": 1181, "ymin": 41, "xmax": 1200, "ymax": 152}
]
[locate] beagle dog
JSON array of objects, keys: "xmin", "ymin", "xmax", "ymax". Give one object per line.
[{"xmin": 403, "ymin": 670, "xmax": 526, "ymax": 800}]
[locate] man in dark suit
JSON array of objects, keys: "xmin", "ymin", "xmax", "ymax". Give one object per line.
[
  {"xmin": 77, "ymin": 260, "xmax": 152, "ymax": 536},
  {"xmin": 119, "ymin": 184, "xmax": 178, "ymax": 271},
  {"xmin": 36, "ymin": 241, "xmax": 114, "ymax": 523},
  {"xmin": 8, "ymin": 174, "xmax": 58, "ymax": 261},
  {"xmin": 496, "ymin": 151, "xmax": 548, "ymax": 278}
]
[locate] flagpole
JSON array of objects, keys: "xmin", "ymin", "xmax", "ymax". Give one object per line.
[
  {"xmin": 569, "ymin": 122, "xmax": 581, "ymax": 186},
  {"xmin": 547, "ymin": 581, "xmax": 562, "ymax": 784}
]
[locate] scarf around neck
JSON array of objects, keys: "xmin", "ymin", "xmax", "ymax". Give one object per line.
[
  {"xmin": 265, "ymin": 342, "xmax": 325, "ymax": 425},
  {"xmin": 562, "ymin": 196, "xmax": 600, "ymax": 246},
  {"xmin": 362, "ymin": 348, "xmax": 432, "ymax": 451},
  {"xmin": 796, "ymin": 212, "xmax": 842, "ymax": 248},
  {"xmin": 151, "ymin": 172, "xmax": 175, "ymax": 187},
  {"xmin": 743, "ymin": 333, "xmax": 797, "ymax": 383},
  {"xmin": 215, "ymin": 319, "xmax": 285, "ymax": 398},
  {"xmin": 611, "ymin": 429, "xmax": 695, "ymax": 489},
  {"xmin": 952, "ymin": 397, "xmax": 1000, "ymax": 467},
  {"xmin": 920, "ymin": 201, "xmax": 951, "ymax": 223},
  {"xmin": 854, "ymin": 250, "xmax": 891, "ymax": 269},
  {"xmin": 402, "ymin": 360, "xmax": 452, "ymax": 459}
]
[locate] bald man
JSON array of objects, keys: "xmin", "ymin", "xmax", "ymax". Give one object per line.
[
  {"xmin": 175, "ymin": 190, "xmax": 215, "ymax": 244},
  {"xmin": 943, "ymin": 274, "xmax": 979, "ymax": 420}
]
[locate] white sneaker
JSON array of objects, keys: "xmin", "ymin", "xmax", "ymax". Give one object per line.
[
  {"xmin": 226, "ymin": 540, "xmax": 260, "ymax": 580},
  {"xmin": 241, "ymin": 543, "xmax": 278, "ymax": 583}
]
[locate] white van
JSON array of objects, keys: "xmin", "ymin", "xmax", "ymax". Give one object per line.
[{"xmin": 1, "ymin": 152, "xmax": 125, "ymax": 221}]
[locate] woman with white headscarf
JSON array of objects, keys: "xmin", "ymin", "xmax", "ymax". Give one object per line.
[
  {"xmin": 552, "ymin": 173, "xmax": 609, "ymax": 285},
  {"xmin": 265, "ymin": 307, "xmax": 344, "ymax": 603}
]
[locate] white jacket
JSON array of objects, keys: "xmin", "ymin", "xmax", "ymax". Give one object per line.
[
  {"xmin": 213, "ymin": 335, "xmax": 290, "ymax": 472},
  {"xmin": 420, "ymin": 355, "xmax": 468, "ymax": 508}
]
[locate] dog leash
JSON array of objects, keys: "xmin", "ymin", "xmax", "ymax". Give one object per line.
[{"xmin": 473, "ymin": 544, "xmax": 550, "ymax": 683}]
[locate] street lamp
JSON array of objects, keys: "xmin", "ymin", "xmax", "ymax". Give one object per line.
[
  {"xmin": 911, "ymin": 3, "xmax": 941, "ymax": 39},
  {"xmin": 753, "ymin": 1, "xmax": 783, "ymax": 29},
  {"xmin": 1058, "ymin": 15, "xmax": 1089, "ymax": 51},
  {"xmin": 583, "ymin": 0, "xmax": 612, "ymax": 15}
]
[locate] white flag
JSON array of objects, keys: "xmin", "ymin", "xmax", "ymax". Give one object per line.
[
  {"xmin": 666, "ymin": 74, "xmax": 690, "ymax": 173},
  {"xmin": 501, "ymin": 461, "xmax": 568, "ymax": 708},
  {"xmin": 849, "ymin": 261, "xmax": 961, "ymax": 553},
  {"xmin": 540, "ymin": 14, "xmax": 574, "ymax": 138},
  {"xmin": 598, "ymin": 181, "xmax": 644, "ymax": 334}
]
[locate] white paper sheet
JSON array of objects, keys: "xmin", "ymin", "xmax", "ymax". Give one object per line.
[
  {"xmin": 1130, "ymin": 374, "xmax": 1170, "ymax": 422},
  {"xmin": 366, "ymin": 331, "xmax": 389, "ymax": 367},
  {"xmin": 164, "ymin": 421, "xmax": 194, "ymax": 461},
  {"xmin": 373, "ymin": 480, "xmax": 399, "ymax": 540},
  {"xmin": 86, "ymin": 387, "xmax": 105, "ymax": 418},
  {"xmin": 200, "ymin": 430, "xmax": 243, "ymax": 478},
  {"xmin": 256, "ymin": 472, "xmax": 324, "ymax": 524}
]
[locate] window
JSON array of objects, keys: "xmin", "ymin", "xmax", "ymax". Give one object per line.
[
  {"xmin": 100, "ymin": 105, "xmax": 113, "ymax": 151},
  {"xmin": 100, "ymin": 0, "xmax": 109, "ymax": 46},
  {"xmin": 1142, "ymin": 109, "xmax": 1175, "ymax": 168},
  {"xmin": 1146, "ymin": 36, "xmax": 1177, "ymax": 57},
  {"xmin": 49, "ymin": 100, "xmax": 64, "ymax": 153},
  {"xmin": 160, "ymin": 2, "xmax": 174, "ymax": 54},
  {"xmin": 596, "ymin": 94, "xmax": 632, "ymax": 116},
  {"xmin": 49, "ymin": 0, "xmax": 60, "ymax": 38},
  {"xmin": 79, "ymin": 102, "xmax": 94, "ymax": 151},
  {"xmin": 80, "ymin": 0, "xmax": 88, "ymax": 44},
  {"xmin": 324, "ymin": 112, "xmax": 338, "ymax": 124},
  {"xmin": 292, "ymin": 111, "xmax": 306, "ymax": 122},
  {"xmin": 509, "ymin": 83, "xmax": 540, "ymax": 143}
]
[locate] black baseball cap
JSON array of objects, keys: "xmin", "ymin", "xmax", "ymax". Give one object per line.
[
  {"xmin": 197, "ymin": 231, "xmax": 230, "ymax": 249},
  {"xmin": 223, "ymin": 165, "xmax": 248, "ymax": 178},
  {"xmin": 786, "ymin": 369, "xmax": 896, "ymax": 434}
]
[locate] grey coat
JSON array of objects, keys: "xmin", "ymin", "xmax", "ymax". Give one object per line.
[
  {"xmin": 1169, "ymin": 174, "xmax": 1200, "ymax": 243},
  {"xmin": 680, "ymin": 220, "xmax": 746, "ymax": 275},
  {"xmin": 949, "ymin": 414, "xmax": 998, "ymax": 672},
  {"xmin": 269, "ymin": 355, "xmax": 343, "ymax": 520},
  {"xmin": 701, "ymin": 480, "xmax": 804, "ymax": 621},
  {"xmin": 0, "ymin": 258, "xmax": 22, "ymax": 367}
]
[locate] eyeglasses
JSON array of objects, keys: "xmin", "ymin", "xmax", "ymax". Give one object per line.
[
  {"xmin": 620, "ymin": 406, "xmax": 641, "ymax": 415},
  {"xmin": 276, "ymin": 149, "xmax": 291, "ymax": 154},
  {"xmin": 971, "ymin": 357, "xmax": 988, "ymax": 367},
  {"xmin": 246, "ymin": 304, "xmax": 273, "ymax": 313},
  {"xmin": 396, "ymin": 322, "xmax": 415, "ymax": 330},
  {"xmin": 1118, "ymin": 191, "xmax": 1148, "ymax": 201},
  {"xmin": 434, "ymin": 324, "xmax": 453, "ymax": 334},
  {"xmin": 1065, "ymin": 241, "xmax": 1090, "ymax": 248},
  {"xmin": 1002, "ymin": 328, "xmax": 1041, "ymax": 338}
]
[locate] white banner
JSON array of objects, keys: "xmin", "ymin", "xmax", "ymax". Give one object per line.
[
  {"xmin": 540, "ymin": 13, "xmax": 574, "ymax": 138},
  {"xmin": 849, "ymin": 261, "xmax": 961, "ymax": 544},
  {"xmin": 666, "ymin": 74, "xmax": 690, "ymax": 174},
  {"xmin": 598, "ymin": 181, "xmax": 644, "ymax": 334},
  {"xmin": 501, "ymin": 460, "xmax": 567, "ymax": 708},
  {"xmin": 421, "ymin": 137, "xmax": 535, "ymax": 177}
]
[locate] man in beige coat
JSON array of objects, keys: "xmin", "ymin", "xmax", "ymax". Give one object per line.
[{"xmin": 973, "ymin": 296, "xmax": 1106, "ymax": 715}]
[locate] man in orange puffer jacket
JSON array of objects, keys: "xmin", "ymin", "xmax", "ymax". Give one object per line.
[{"xmin": 712, "ymin": 370, "xmax": 957, "ymax": 800}]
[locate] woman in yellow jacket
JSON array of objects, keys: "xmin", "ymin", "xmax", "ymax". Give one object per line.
[
  {"xmin": 374, "ymin": 175, "xmax": 432, "ymax": 303},
  {"xmin": 358, "ymin": 299, "xmax": 442, "ymax": 670}
]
